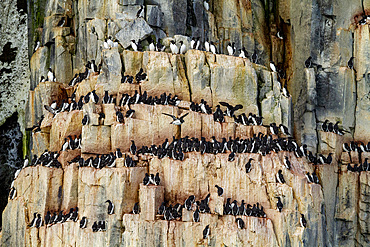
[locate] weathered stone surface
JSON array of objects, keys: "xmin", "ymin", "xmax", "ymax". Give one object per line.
[
  {"xmin": 146, "ymin": 5, "xmax": 164, "ymax": 28},
  {"xmin": 81, "ymin": 125, "xmax": 111, "ymax": 154},
  {"xmin": 49, "ymin": 111, "xmax": 83, "ymax": 152},
  {"xmin": 207, "ymin": 54, "xmax": 258, "ymax": 114},
  {"xmin": 142, "ymin": 51, "xmax": 190, "ymax": 101},
  {"xmin": 30, "ymin": 46, "xmax": 50, "ymax": 90},
  {"xmin": 139, "ymin": 184, "xmax": 164, "ymax": 221},
  {"xmin": 121, "ymin": 50, "xmax": 144, "ymax": 77},
  {"xmin": 115, "ymin": 18, "xmax": 153, "ymax": 48},
  {"xmin": 32, "ymin": 132, "xmax": 50, "ymax": 157},
  {"xmin": 120, "ymin": 0, "xmax": 144, "ymax": 5},
  {"xmin": 97, "ymin": 48, "xmax": 122, "ymax": 94}
]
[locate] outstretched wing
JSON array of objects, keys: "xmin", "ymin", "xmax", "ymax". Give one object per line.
[
  {"xmin": 162, "ymin": 113, "xmax": 177, "ymax": 120},
  {"xmin": 219, "ymin": 102, "xmax": 231, "ymax": 108},
  {"xmin": 179, "ymin": 112, "xmax": 189, "ymax": 120},
  {"xmin": 234, "ymin": 104, "xmax": 243, "ymax": 110}
]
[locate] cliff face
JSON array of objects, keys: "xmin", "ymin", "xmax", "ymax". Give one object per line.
[{"xmin": 1, "ymin": 0, "xmax": 370, "ymax": 246}]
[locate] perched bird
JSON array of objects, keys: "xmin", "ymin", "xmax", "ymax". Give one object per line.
[
  {"xmin": 279, "ymin": 124, "xmax": 290, "ymax": 136},
  {"xmin": 136, "ymin": 5, "xmax": 144, "ymax": 18},
  {"xmin": 305, "ymin": 56, "xmax": 313, "ymax": 68},
  {"xmin": 205, "ymin": 40, "xmax": 210, "ymax": 52},
  {"xmin": 347, "ymin": 57, "xmax": 354, "ymax": 69},
  {"xmin": 305, "ymin": 172, "xmax": 314, "ymax": 183},
  {"xmin": 158, "ymin": 202, "xmax": 166, "ymax": 215},
  {"xmin": 162, "ymin": 112, "xmax": 189, "ymax": 125},
  {"xmin": 130, "ymin": 40, "xmax": 138, "ymax": 51},
  {"xmin": 130, "ymin": 140, "xmax": 137, "ymax": 155},
  {"xmin": 210, "ymin": 42, "xmax": 217, "ymax": 54},
  {"xmin": 276, "ymin": 169, "xmax": 285, "ymax": 184},
  {"xmin": 47, "ymin": 68, "xmax": 56, "ymax": 82},
  {"xmin": 148, "ymin": 37, "xmax": 155, "ymax": 51},
  {"xmin": 276, "ymin": 197, "xmax": 283, "ymax": 212},
  {"xmin": 156, "ymin": 38, "xmax": 165, "ymax": 52},
  {"xmin": 106, "ymin": 200, "xmax": 114, "ymax": 215},
  {"xmin": 277, "ymin": 30, "xmax": 284, "ymax": 39},
  {"xmin": 170, "ymin": 40, "xmax": 179, "ymax": 54},
  {"xmin": 239, "ymin": 47, "xmax": 247, "ymax": 58},
  {"xmin": 283, "ymin": 156, "xmax": 292, "ymax": 170},
  {"xmin": 143, "ymin": 173, "xmax": 150, "ymax": 185},
  {"xmin": 82, "ymin": 115, "xmax": 89, "ymax": 125},
  {"xmin": 193, "ymin": 207, "xmax": 200, "ymax": 222},
  {"xmin": 300, "ymin": 214, "xmax": 307, "ymax": 228},
  {"xmin": 215, "ymin": 185, "xmax": 224, "ymax": 196},
  {"xmin": 245, "ymin": 158, "xmax": 253, "ymax": 173},
  {"xmin": 179, "ymin": 41, "xmax": 186, "ymax": 54},
  {"xmin": 227, "ymin": 42, "xmax": 235, "ymax": 56},
  {"xmin": 203, "ymin": 225, "xmax": 210, "ymax": 239},
  {"xmin": 80, "ymin": 217, "xmax": 87, "ymax": 228},
  {"xmin": 133, "ymin": 202, "xmax": 140, "ymax": 214},
  {"xmin": 270, "ymin": 61, "xmax": 277, "ymax": 72},
  {"xmin": 228, "ymin": 152, "xmax": 235, "ymax": 162},
  {"xmin": 116, "ymin": 111, "xmax": 124, "ymax": 123},
  {"xmin": 154, "ymin": 173, "xmax": 161, "ymax": 185},
  {"xmin": 203, "ymin": 0, "xmax": 209, "ymax": 11},
  {"xmin": 236, "ymin": 218, "xmax": 245, "ymax": 229}
]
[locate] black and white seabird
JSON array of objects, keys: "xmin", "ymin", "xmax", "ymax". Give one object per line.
[
  {"xmin": 203, "ymin": 0, "xmax": 209, "ymax": 11},
  {"xmin": 203, "ymin": 225, "xmax": 210, "ymax": 239},
  {"xmin": 282, "ymin": 84, "xmax": 291, "ymax": 98},
  {"xmin": 245, "ymin": 158, "xmax": 253, "ymax": 173},
  {"xmin": 219, "ymin": 102, "xmax": 243, "ymax": 117},
  {"xmin": 34, "ymin": 41, "xmax": 40, "ymax": 52},
  {"xmin": 116, "ymin": 111, "xmax": 124, "ymax": 123},
  {"xmin": 158, "ymin": 202, "xmax": 166, "ymax": 215},
  {"xmin": 228, "ymin": 152, "xmax": 235, "ymax": 162},
  {"xmin": 90, "ymin": 90, "xmax": 99, "ymax": 103},
  {"xmin": 305, "ymin": 172, "xmax": 314, "ymax": 183},
  {"xmin": 283, "ymin": 156, "xmax": 292, "ymax": 170},
  {"xmin": 162, "ymin": 112, "xmax": 189, "ymax": 125},
  {"xmin": 148, "ymin": 37, "xmax": 155, "ymax": 51},
  {"xmin": 133, "ymin": 202, "xmax": 140, "ymax": 214},
  {"xmin": 210, "ymin": 42, "xmax": 217, "ymax": 54},
  {"xmin": 276, "ymin": 169, "xmax": 285, "ymax": 183},
  {"xmin": 279, "ymin": 124, "xmax": 290, "ymax": 136},
  {"xmin": 193, "ymin": 207, "xmax": 200, "ymax": 222},
  {"xmin": 136, "ymin": 5, "xmax": 144, "ymax": 18},
  {"xmin": 236, "ymin": 218, "xmax": 245, "ymax": 229},
  {"xmin": 300, "ymin": 214, "xmax": 307, "ymax": 228},
  {"xmin": 215, "ymin": 185, "xmax": 224, "ymax": 196},
  {"xmin": 156, "ymin": 38, "xmax": 165, "ymax": 52},
  {"xmin": 269, "ymin": 123, "xmax": 279, "ymax": 135},
  {"xmin": 143, "ymin": 173, "xmax": 150, "ymax": 185},
  {"xmin": 82, "ymin": 115, "xmax": 89, "ymax": 125},
  {"xmin": 9, "ymin": 187, "xmax": 17, "ymax": 200},
  {"xmin": 30, "ymin": 213, "xmax": 38, "ymax": 227},
  {"xmin": 47, "ymin": 68, "xmax": 56, "ymax": 82},
  {"xmin": 179, "ymin": 41, "xmax": 186, "ymax": 54},
  {"xmin": 347, "ymin": 56, "xmax": 354, "ymax": 69},
  {"xmin": 154, "ymin": 173, "xmax": 161, "ymax": 185},
  {"xmin": 205, "ymin": 40, "xmax": 210, "ymax": 52},
  {"xmin": 270, "ymin": 61, "xmax": 277, "ymax": 72},
  {"xmin": 305, "ymin": 56, "xmax": 313, "ymax": 68},
  {"xmin": 130, "ymin": 40, "xmax": 138, "ymax": 51},
  {"xmin": 312, "ymin": 171, "xmax": 320, "ymax": 184},
  {"xmin": 276, "ymin": 197, "xmax": 283, "ymax": 212},
  {"xmin": 170, "ymin": 40, "xmax": 179, "ymax": 54},
  {"xmin": 80, "ymin": 217, "xmax": 87, "ymax": 228},
  {"xmin": 277, "ymin": 30, "xmax": 284, "ymax": 39},
  {"xmin": 239, "ymin": 47, "xmax": 247, "ymax": 58},
  {"xmin": 130, "ymin": 140, "xmax": 136, "ymax": 155},
  {"xmin": 106, "ymin": 200, "xmax": 115, "ymax": 215},
  {"xmin": 227, "ymin": 42, "xmax": 235, "ymax": 56}
]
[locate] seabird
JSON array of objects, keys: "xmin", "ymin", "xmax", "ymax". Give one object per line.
[
  {"xmin": 239, "ymin": 47, "xmax": 247, "ymax": 58},
  {"xmin": 282, "ymin": 84, "xmax": 290, "ymax": 98},
  {"xmin": 80, "ymin": 217, "xmax": 87, "ymax": 228},
  {"xmin": 236, "ymin": 218, "xmax": 245, "ymax": 229},
  {"xmin": 133, "ymin": 202, "xmax": 140, "ymax": 214},
  {"xmin": 179, "ymin": 41, "xmax": 186, "ymax": 54},
  {"xmin": 279, "ymin": 124, "xmax": 290, "ymax": 136},
  {"xmin": 156, "ymin": 38, "xmax": 165, "ymax": 52},
  {"xmin": 300, "ymin": 214, "xmax": 307, "ymax": 228},
  {"xmin": 47, "ymin": 68, "xmax": 56, "ymax": 82},
  {"xmin": 215, "ymin": 185, "xmax": 224, "ymax": 196},
  {"xmin": 227, "ymin": 42, "xmax": 235, "ymax": 56},
  {"xmin": 116, "ymin": 111, "xmax": 124, "ymax": 123},
  {"xmin": 170, "ymin": 40, "xmax": 179, "ymax": 54},
  {"xmin": 270, "ymin": 61, "xmax": 277, "ymax": 72},
  {"xmin": 103, "ymin": 39, "xmax": 110, "ymax": 49},
  {"xmin": 154, "ymin": 173, "xmax": 161, "ymax": 185},
  {"xmin": 44, "ymin": 211, "xmax": 51, "ymax": 225},
  {"xmin": 30, "ymin": 213, "xmax": 38, "ymax": 227},
  {"xmin": 276, "ymin": 197, "xmax": 283, "ymax": 212},
  {"xmin": 90, "ymin": 90, "xmax": 99, "ymax": 103},
  {"xmin": 283, "ymin": 156, "xmax": 291, "ymax": 170},
  {"xmin": 312, "ymin": 171, "xmax": 320, "ymax": 184},
  {"xmin": 36, "ymin": 214, "xmax": 43, "ymax": 228},
  {"xmin": 34, "ymin": 41, "xmax": 40, "ymax": 52},
  {"xmin": 148, "ymin": 37, "xmax": 155, "ymax": 51},
  {"xmin": 129, "ymin": 140, "xmax": 137, "ymax": 155},
  {"xmin": 251, "ymin": 51, "xmax": 258, "ymax": 63},
  {"xmin": 203, "ymin": 0, "xmax": 209, "ymax": 11},
  {"xmin": 219, "ymin": 102, "xmax": 243, "ymax": 117},
  {"xmin": 205, "ymin": 40, "xmax": 210, "ymax": 52},
  {"xmin": 9, "ymin": 187, "xmax": 16, "ymax": 200},
  {"xmin": 210, "ymin": 42, "xmax": 217, "ymax": 54},
  {"xmin": 57, "ymin": 17, "xmax": 66, "ymax": 27},
  {"xmin": 103, "ymin": 91, "xmax": 110, "ymax": 104},
  {"xmin": 228, "ymin": 152, "xmax": 235, "ymax": 162},
  {"xmin": 269, "ymin": 123, "xmax": 279, "ymax": 135},
  {"xmin": 245, "ymin": 158, "xmax": 253, "ymax": 173},
  {"xmin": 203, "ymin": 225, "xmax": 210, "ymax": 239},
  {"xmin": 305, "ymin": 172, "xmax": 314, "ymax": 183},
  {"xmin": 130, "ymin": 40, "xmax": 138, "ymax": 51},
  {"xmin": 162, "ymin": 112, "xmax": 189, "ymax": 125},
  {"xmin": 143, "ymin": 173, "xmax": 150, "ymax": 185},
  {"xmin": 277, "ymin": 30, "xmax": 284, "ymax": 39},
  {"xmin": 82, "ymin": 115, "xmax": 89, "ymax": 125},
  {"xmin": 136, "ymin": 5, "xmax": 144, "ymax": 18},
  {"xmin": 276, "ymin": 169, "xmax": 285, "ymax": 183},
  {"xmin": 40, "ymin": 76, "xmax": 46, "ymax": 82},
  {"xmin": 158, "ymin": 202, "xmax": 166, "ymax": 215},
  {"xmin": 106, "ymin": 200, "xmax": 114, "ymax": 215},
  {"xmin": 347, "ymin": 57, "xmax": 354, "ymax": 69},
  {"xmin": 125, "ymin": 109, "xmax": 135, "ymax": 118},
  {"xmin": 193, "ymin": 207, "xmax": 200, "ymax": 222},
  {"xmin": 305, "ymin": 56, "xmax": 313, "ymax": 68}
]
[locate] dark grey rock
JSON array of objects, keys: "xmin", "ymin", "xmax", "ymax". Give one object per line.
[
  {"xmin": 146, "ymin": 5, "xmax": 164, "ymax": 28},
  {"xmin": 120, "ymin": 0, "xmax": 144, "ymax": 5},
  {"xmin": 115, "ymin": 18, "xmax": 153, "ymax": 48},
  {"xmin": 116, "ymin": 5, "xmax": 142, "ymax": 20}
]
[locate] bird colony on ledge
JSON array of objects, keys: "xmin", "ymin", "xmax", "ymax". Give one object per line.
[{"xmin": 2, "ymin": 1, "xmax": 370, "ymax": 246}]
